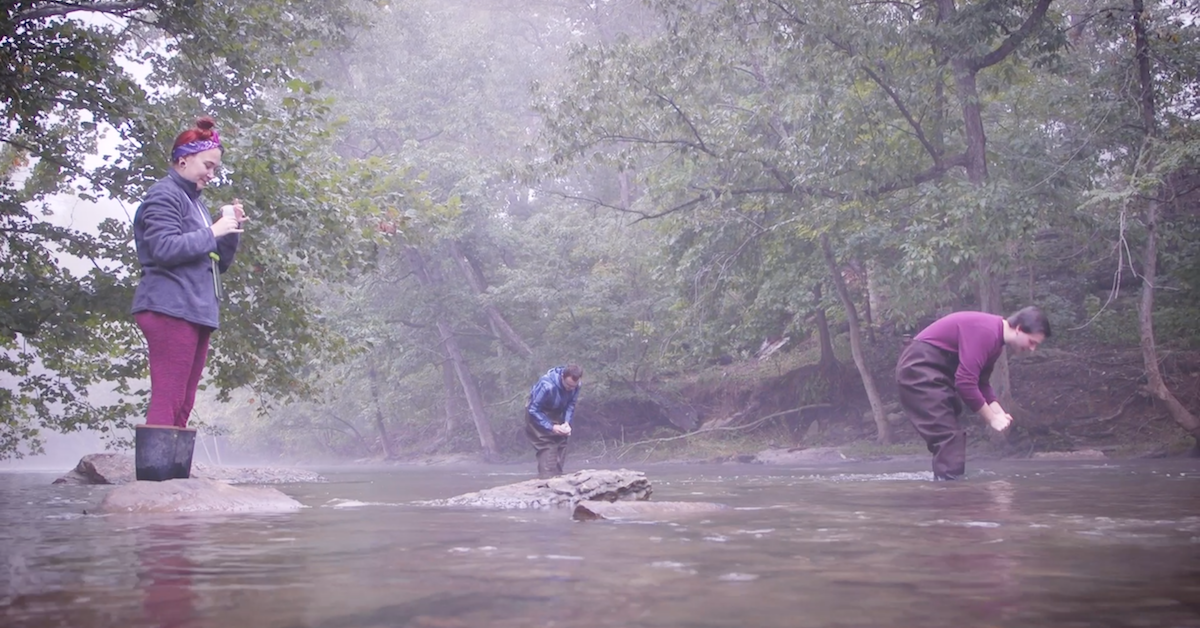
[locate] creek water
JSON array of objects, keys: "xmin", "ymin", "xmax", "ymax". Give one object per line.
[{"xmin": 1, "ymin": 459, "xmax": 1198, "ymax": 628}]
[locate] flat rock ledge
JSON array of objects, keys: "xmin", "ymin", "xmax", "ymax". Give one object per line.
[
  {"xmin": 92, "ymin": 478, "xmax": 304, "ymax": 514},
  {"xmin": 1030, "ymin": 449, "xmax": 1109, "ymax": 460},
  {"xmin": 417, "ymin": 468, "xmax": 652, "ymax": 510},
  {"xmin": 53, "ymin": 453, "xmax": 325, "ymax": 486},
  {"xmin": 751, "ymin": 447, "xmax": 851, "ymax": 465},
  {"xmin": 572, "ymin": 500, "xmax": 727, "ymax": 522}
]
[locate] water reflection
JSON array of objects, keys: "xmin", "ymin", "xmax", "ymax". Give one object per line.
[{"xmin": 136, "ymin": 523, "xmax": 198, "ymax": 628}]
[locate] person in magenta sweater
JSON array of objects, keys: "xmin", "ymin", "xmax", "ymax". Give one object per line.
[{"xmin": 896, "ymin": 307, "xmax": 1050, "ymax": 480}]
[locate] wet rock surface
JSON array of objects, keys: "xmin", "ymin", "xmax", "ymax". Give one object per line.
[
  {"xmin": 751, "ymin": 447, "xmax": 852, "ymax": 464},
  {"xmin": 572, "ymin": 500, "xmax": 727, "ymax": 521},
  {"xmin": 417, "ymin": 468, "xmax": 652, "ymax": 509},
  {"xmin": 52, "ymin": 453, "xmax": 326, "ymax": 486},
  {"xmin": 92, "ymin": 478, "xmax": 304, "ymax": 514},
  {"xmin": 1030, "ymin": 449, "xmax": 1108, "ymax": 460}
]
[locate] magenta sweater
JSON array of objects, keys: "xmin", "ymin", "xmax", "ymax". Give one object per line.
[{"xmin": 914, "ymin": 311, "xmax": 1005, "ymax": 411}]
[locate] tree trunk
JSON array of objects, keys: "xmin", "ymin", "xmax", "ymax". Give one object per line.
[
  {"xmin": 406, "ymin": 247, "xmax": 499, "ymax": 459},
  {"xmin": 821, "ymin": 233, "xmax": 891, "ymax": 444},
  {"xmin": 856, "ymin": 260, "xmax": 877, "ymax": 345},
  {"xmin": 812, "ymin": 283, "xmax": 837, "ymax": 370},
  {"xmin": 937, "ymin": 0, "xmax": 1043, "ymax": 408},
  {"xmin": 441, "ymin": 358, "xmax": 463, "ymax": 441},
  {"xmin": 436, "ymin": 318, "xmax": 499, "ymax": 458},
  {"xmin": 449, "ymin": 240, "xmax": 534, "ymax": 358},
  {"xmin": 977, "ymin": 258, "xmax": 1013, "ymax": 406},
  {"xmin": 1131, "ymin": 0, "xmax": 1200, "ymax": 449},
  {"xmin": 328, "ymin": 414, "xmax": 372, "ymax": 456},
  {"xmin": 366, "ymin": 358, "xmax": 396, "ymax": 459}
]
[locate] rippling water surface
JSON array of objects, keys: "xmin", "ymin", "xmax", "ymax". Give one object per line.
[{"xmin": 2, "ymin": 459, "xmax": 1199, "ymax": 627}]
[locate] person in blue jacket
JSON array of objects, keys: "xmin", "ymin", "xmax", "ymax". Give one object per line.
[{"xmin": 525, "ymin": 364, "xmax": 583, "ymax": 478}]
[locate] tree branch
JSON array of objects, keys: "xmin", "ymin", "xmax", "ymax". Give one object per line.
[
  {"xmin": 615, "ymin": 404, "xmax": 832, "ymax": 459},
  {"xmin": 970, "ymin": 0, "xmax": 1054, "ymax": 71},
  {"xmin": 547, "ymin": 149, "xmax": 967, "ymax": 222},
  {"xmin": 0, "ymin": 137, "xmax": 89, "ymax": 178},
  {"xmin": 863, "ymin": 150, "xmax": 969, "ymax": 196},
  {"xmin": 15, "ymin": 1, "xmax": 154, "ymax": 24},
  {"xmin": 859, "ymin": 64, "xmax": 943, "ymax": 164},
  {"xmin": 631, "ymin": 77, "xmax": 716, "ymax": 157}
]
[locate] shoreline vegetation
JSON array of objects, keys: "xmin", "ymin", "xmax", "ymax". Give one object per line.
[{"xmin": 337, "ymin": 339, "xmax": 1200, "ymax": 468}]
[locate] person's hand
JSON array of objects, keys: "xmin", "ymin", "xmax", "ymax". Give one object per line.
[
  {"xmin": 220, "ymin": 198, "xmax": 249, "ymax": 225},
  {"xmin": 985, "ymin": 402, "xmax": 1012, "ymax": 431},
  {"xmin": 211, "ymin": 215, "xmax": 243, "ymax": 237},
  {"xmin": 552, "ymin": 424, "xmax": 571, "ymax": 436},
  {"xmin": 232, "ymin": 198, "xmax": 248, "ymax": 225}
]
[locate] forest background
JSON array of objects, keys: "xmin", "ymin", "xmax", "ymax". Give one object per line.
[{"xmin": 2, "ymin": 0, "xmax": 1198, "ymax": 466}]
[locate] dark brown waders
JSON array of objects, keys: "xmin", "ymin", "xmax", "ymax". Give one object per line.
[
  {"xmin": 896, "ymin": 340, "xmax": 968, "ymax": 480},
  {"xmin": 525, "ymin": 416, "xmax": 568, "ymax": 479}
]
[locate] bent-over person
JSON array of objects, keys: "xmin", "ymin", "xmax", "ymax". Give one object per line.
[
  {"xmin": 525, "ymin": 364, "xmax": 583, "ymax": 479},
  {"xmin": 896, "ymin": 306, "xmax": 1050, "ymax": 480}
]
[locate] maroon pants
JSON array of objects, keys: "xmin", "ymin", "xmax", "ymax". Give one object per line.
[
  {"xmin": 135, "ymin": 311, "xmax": 212, "ymax": 428},
  {"xmin": 896, "ymin": 340, "xmax": 967, "ymax": 480}
]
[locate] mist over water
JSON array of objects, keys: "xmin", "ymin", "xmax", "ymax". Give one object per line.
[{"xmin": 0, "ymin": 431, "xmax": 111, "ymax": 472}]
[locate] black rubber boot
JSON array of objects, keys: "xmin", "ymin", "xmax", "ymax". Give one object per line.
[
  {"xmin": 135, "ymin": 425, "xmax": 179, "ymax": 482},
  {"xmin": 172, "ymin": 428, "xmax": 197, "ymax": 479}
]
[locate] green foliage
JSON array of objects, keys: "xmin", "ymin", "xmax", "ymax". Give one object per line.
[
  {"xmin": 7, "ymin": 0, "xmax": 1199, "ymax": 460},
  {"xmin": 0, "ymin": 0, "xmax": 391, "ymax": 457}
]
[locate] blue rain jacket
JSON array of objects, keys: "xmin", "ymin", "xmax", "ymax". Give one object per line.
[{"xmin": 526, "ymin": 366, "xmax": 581, "ymax": 431}]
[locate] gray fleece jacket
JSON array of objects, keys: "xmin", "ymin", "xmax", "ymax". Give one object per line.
[{"xmin": 131, "ymin": 170, "xmax": 240, "ymax": 329}]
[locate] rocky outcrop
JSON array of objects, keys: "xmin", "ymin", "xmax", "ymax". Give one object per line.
[
  {"xmin": 572, "ymin": 500, "xmax": 727, "ymax": 521},
  {"xmin": 418, "ymin": 468, "xmax": 652, "ymax": 510},
  {"xmin": 53, "ymin": 453, "xmax": 135, "ymax": 484},
  {"xmin": 52, "ymin": 453, "xmax": 325, "ymax": 486},
  {"xmin": 92, "ymin": 478, "xmax": 304, "ymax": 514}
]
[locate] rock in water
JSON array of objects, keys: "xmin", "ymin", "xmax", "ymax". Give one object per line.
[
  {"xmin": 53, "ymin": 453, "xmax": 325, "ymax": 485},
  {"xmin": 418, "ymin": 469, "xmax": 652, "ymax": 509},
  {"xmin": 752, "ymin": 447, "xmax": 850, "ymax": 465},
  {"xmin": 572, "ymin": 500, "xmax": 727, "ymax": 522},
  {"xmin": 54, "ymin": 453, "xmax": 134, "ymax": 485},
  {"xmin": 94, "ymin": 478, "xmax": 304, "ymax": 514},
  {"xmin": 1031, "ymin": 449, "xmax": 1108, "ymax": 460}
]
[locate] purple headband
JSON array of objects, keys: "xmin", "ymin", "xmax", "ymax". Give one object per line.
[{"xmin": 171, "ymin": 131, "xmax": 222, "ymax": 162}]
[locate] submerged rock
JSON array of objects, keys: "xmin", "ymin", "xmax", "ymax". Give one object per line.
[
  {"xmin": 93, "ymin": 478, "xmax": 304, "ymax": 514},
  {"xmin": 1031, "ymin": 449, "xmax": 1108, "ymax": 460},
  {"xmin": 572, "ymin": 500, "xmax": 727, "ymax": 522},
  {"xmin": 752, "ymin": 447, "xmax": 851, "ymax": 465},
  {"xmin": 418, "ymin": 468, "xmax": 652, "ymax": 510},
  {"xmin": 52, "ymin": 453, "xmax": 325, "ymax": 486}
]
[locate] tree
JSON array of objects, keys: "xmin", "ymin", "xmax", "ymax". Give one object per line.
[
  {"xmin": 533, "ymin": 0, "xmax": 1072, "ymax": 443},
  {"xmin": 1123, "ymin": 0, "xmax": 1199, "ymax": 448},
  {"xmin": 240, "ymin": 0, "xmax": 688, "ymax": 459},
  {"xmin": 0, "ymin": 0, "xmax": 391, "ymax": 457}
]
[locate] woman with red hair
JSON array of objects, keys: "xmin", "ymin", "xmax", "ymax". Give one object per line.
[{"xmin": 130, "ymin": 116, "xmax": 246, "ymax": 481}]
